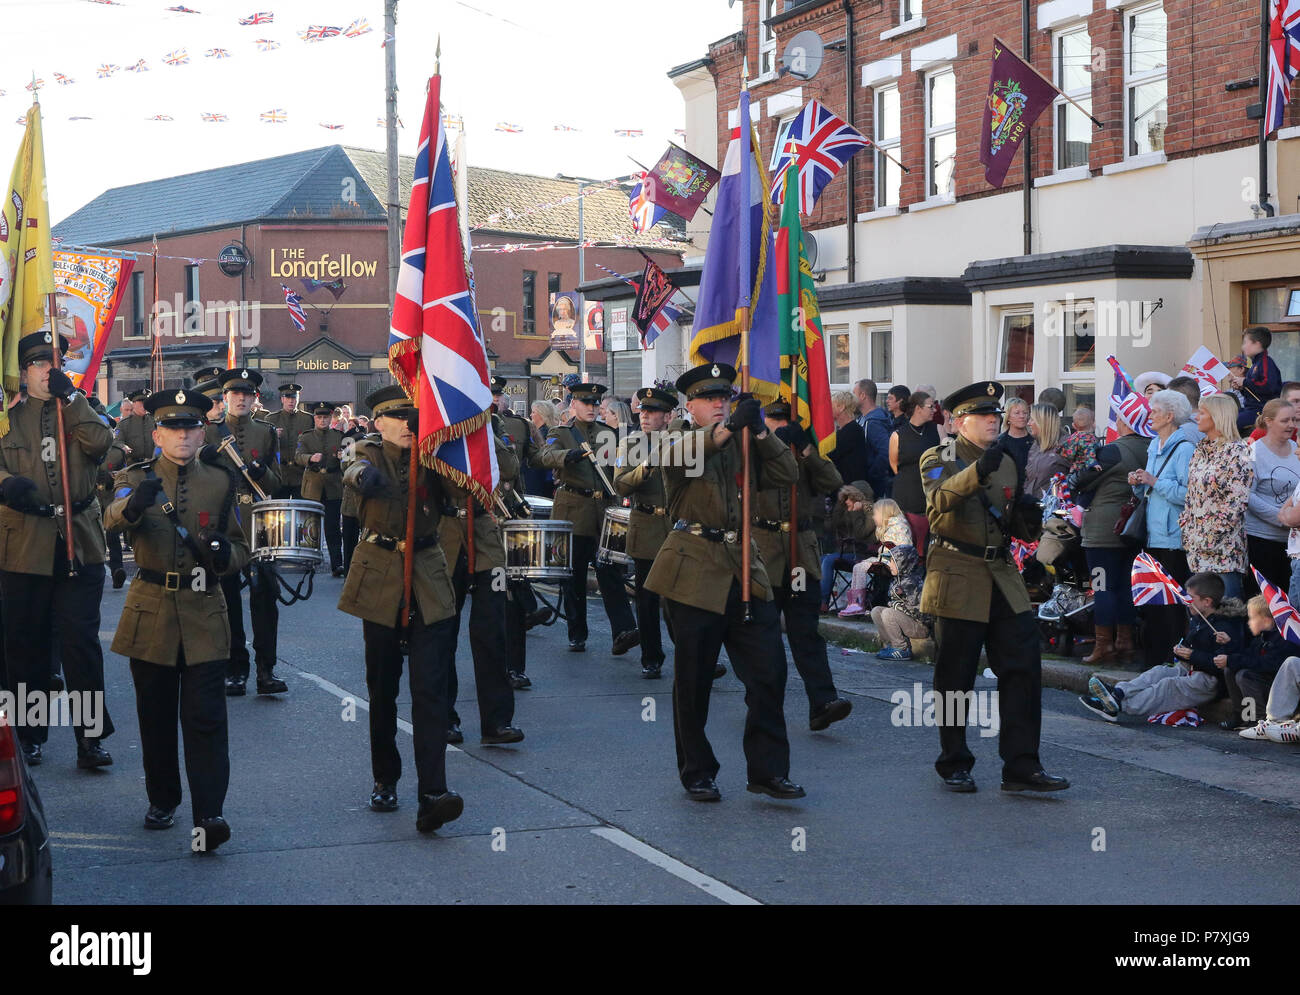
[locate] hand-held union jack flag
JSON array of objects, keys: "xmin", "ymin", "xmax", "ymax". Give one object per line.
[
  {"xmin": 1105, "ymin": 355, "xmax": 1155, "ymax": 442},
  {"xmin": 1266, "ymin": 0, "xmax": 1300, "ymax": 134},
  {"xmin": 389, "ymin": 73, "xmax": 498, "ymax": 505},
  {"xmin": 1251, "ymin": 566, "xmax": 1300, "ymax": 645},
  {"xmin": 769, "ymin": 99, "xmax": 869, "ymax": 215},
  {"xmin": 1131, "ymin": 552, "xmax": 1191, "ymax": 607},
  {"xmin": 281, "ymin": 284, "xmax": 306, "ymax": 331}
]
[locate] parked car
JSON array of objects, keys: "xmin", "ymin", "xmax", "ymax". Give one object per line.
[{"xmin": 0, "ymin": 708, "xmax": 51, "ymax": 904}]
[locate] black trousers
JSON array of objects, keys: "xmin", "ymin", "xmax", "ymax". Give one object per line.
[
  {"xmin": 342, "ymin": 515, "xmax": 360, "ymax": 574},
  {"xmin": 274, "ymin": 484, "xmax": 302, "ymax": 500},
  {"xmin": 1247, "ymin": 535, "xmax": 1290, "ymax": 597},
  {"xmin": 1225, "ymin": 667, "xmax": 1273, "ymax": 723},
  {"xmin": 771, "ymin": 581, "xmax": 838, "ymax": 714},
  {"xmin": 564, "ymin": 533, "xmax": 635, "ymax": 643},
  {"xmin": 505, "ymin": 580, "xmax": 529, "ymax": 675},
  {"xmin": 932, "ymin": 585, "xmax": 1042, "ymax": 780},
  {"xmin": 0, "ymin": 546, "xmax": 113, "ymax": 748},
  {"xmin": 106, "ymin": 531, "xmax": 123, "ymax": 571},
  {"xmin": 446, "ymin": 559, "xmax": 515, "ymax": 733},
  {"xmin": 130, "ymin": 652, "xmax": 228, "ymax": 823},
  {"xmin": 362, "ymin": 611, "xmax": 457, "ymax": 796},
  {"xmin": 1142, "ymin": 548, "xmax": 1190, "ymax": 669},
  {"xmin": 634, "ymin": 557, "xmax": 664, "ymax": 668},
  {"xmin": 220, "ymin": 562, "xmax": 279, "ymax": 680},
  {"xmin": 664, "ymin": 581, "xmax": 791, "ymax": 787},
  {"xmin": 320, "ymin": 498, "xmax": 342, "ymax": 571}
]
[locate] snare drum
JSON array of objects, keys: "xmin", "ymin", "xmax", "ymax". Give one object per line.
[
  {"xmin": 522, "ymin": 494, "xmax": 553, "ymax": 520},
  {"xmin": 597, "ymin": 506, "xmax": 632, "ymax": 566},
  {"xmin": 503, "ymin": 518, "xmax": 572, "ymax": 581},
  {"xmin": 249, "ymin": 499, "xmax": 325, "ymax": 574}
]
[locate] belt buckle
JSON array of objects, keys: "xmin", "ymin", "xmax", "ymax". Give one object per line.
[
  {"xmin": 723, "ymin": 530, "xmax": 738, "ymax": 544},
  {"xmin": 780, "ymin": 522, "xmax": 790, "ymax": 533},
  {"xmin": 164, "ymin": 571, "xmax": 181, "ymax": 590},
  {"xmin": 239, "ymin": 493, "xmax": 253, "ymax": 505},
  {"xmin": 983, "ymin": 546, "xmax": 998, "ymax": 562},
  {"xmin": 161, "ymin": 500, "xmax": 174, "ymax": 515}
]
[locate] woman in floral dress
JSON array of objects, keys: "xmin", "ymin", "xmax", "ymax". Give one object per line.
[{"xmin": 1180, "ymin": 394, "xmax": 1254, "ymax": 601}]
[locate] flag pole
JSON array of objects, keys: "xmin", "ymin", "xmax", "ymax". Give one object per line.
[
  {"xmin": 992, "ymin": 36, "xmax": 1104, "ymax": 129},
  {"xmin": 738, "ymin": 64, "xmax": 754, "ymax": 623},
  {"xmin": 784, "ymin": 166, "xmax": 799, "ymax": 584}
]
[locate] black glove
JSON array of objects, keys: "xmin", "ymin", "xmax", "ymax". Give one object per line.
[
  {"xmin": 245, "ymin": 458, "xmax": 268, "ymax": 481},
  {"xmin": 199, "ymin": 530, "xmax": 233, "ymax": 573},
  {"xmin": 0, "ymin": 475, "xmax": 37, "ymax": 508},
  {"xmin": 976, "ymin": 439, "xmax": 1005, "ymax": 481},
  {"xmin": 124, "ymin": 477, "xmax": 165, "ymax": 521},
  {"xmin": 774, "ymin": 423, "xmax": 809, "ymax": 450},
  {"xmin": 563, "ymin": 448, "xmax": 586, "ymax": 465},
  {"xmin": 46, "ymin": 369, "xmax": 76, "ymax": 401},
  {"xmin": 725, "ymin": 397, "xmax": 763, "ymax": 434},
  {"xmin": 198, "ymin": 444, "xmax": 223, "ymax": 466},
  {"xmin": 356, "ymin": 464, "xmax": 387, "ymax": 497},
  {"xmin": 1015, "ymin": 493, "xmax": 1040, "ymax": 513}
]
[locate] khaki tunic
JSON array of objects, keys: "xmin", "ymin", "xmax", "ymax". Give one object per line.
[
  {"xmin": 204, "ymin": 412, "xmax": 282, "ymax": 500},
  {"xmin": 337, "ymin": 438, "xmax": 455, "ymax": 628},
  {"xmin": 496, "ymin": 411, "xmax": 535, "ymax": 488},
  {"xmin": 114, "ymin": 412, "xmax": 156, "ymax": 463},
  {"xmin": 295, "ymin": 427, "xmax": 345, "ymax": 502},
  {"xmin": 612, "ymin": 430, "xmax": 669, "ymax": 562},
  {"xmin": 339, "ymin": 431, "xmax": 375, "ymax": 519},
  {"xmin": 644, "ymin": 421, "xmax": 798, "ymax": 615},
  {"xmin": 920, "ymin": 434, "xmax": 1042, "ymax": 623},
  {"xmin": 436, "ymin": 431, "xmax": 517, "ymax": 572},
  {"xmin": 263, "ymin": 409, "xmax": 315, "ymax": 489},
  {"xmin": 752, "ymin": 443, "xmax": 843, "ymax": 582},
  {"xmin": 532, "ymin": 419, "xmax": 620, "ymax": 536},
  {"xmin": 104, "ymin": 456, "xmax": 249, "ymax": 666},
  {"xmin": 0, "ymin": 393, "xmax": 113, "ymax": 574}
]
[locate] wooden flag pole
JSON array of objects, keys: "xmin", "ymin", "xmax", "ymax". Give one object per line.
[
  {"xmin": 46, "ymin": 294, "xmax": 78, "ymax": 575},
  {"xmin": 992, "ymin": 36, "xmax": 1105, "ymax": 129},
  {"xmin": 740, "ymin": 308, "xmax": 753, "ymax": 623}
]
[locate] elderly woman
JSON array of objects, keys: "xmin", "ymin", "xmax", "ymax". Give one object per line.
[
  {"xmin": 1180, "ymin": 393, "xmax": 1254, "ymax": 601},
  {"xmin": 830, "ymin": 390, "xmax": 869, "ymax": 486},
  {"xmin": 1068, "ymin": 413, "xmax": 1151, "ymax": 665},
  {"xmin": 998, "ymin": 396, "xmax": 1033, "ymax": 474},
  {"xmin": 1024, "ymin": 403, "xmax": 1068, "ymax": 497},
  {"xmin": 1245, "ymin": 398, "xmax": 1300, "ymax": 593},
  {"xmin": 1125, "ymin": 389, "xmax": 1195, "ymax": 668}
]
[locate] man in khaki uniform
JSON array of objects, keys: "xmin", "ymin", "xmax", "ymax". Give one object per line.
[
  {"xmin": 193, "ymin": 366, "xmax": 226, "ymax": 424},
  {"xmin": 338, "ymin": 384, "xmax": 463, "ymax": 833},
  {"xmin": 264, "ymin": 383, "xmax": 314, "ymax": 499},
  {"xmin": 438, "ymin": 420, "xmax": 522, "ymax": 746},
  {"xmin": 114, "ymin": 388, "xmax": 156, "ymax": 463},
  {"xmin": 645, "ymin": 363, "xmax": 805, "ymax": 803},
  {"xmin": 101, "ymin": 431, "xmax": 132, "ymax": 591},
  {"xmin": 613, "ymin": 386, "xmax": 676, "ymax": 679},
  {"xmin": 204, "ymin": 368, "xmax": 284, "ymax": 696},
  {"xmin": 755, "ymin": 399, "xmax": 853, "ymax": 731},
  {"xmin": 106, "ymin": 388, "xmax": 247, "ymax": 850},
  {"xmin": 531, "ymin": 381, "xmax": 637, "ymax": 654},
  {"xmin": 0, "ymin": 331, "xmax": 116, "ymax": 769},
  {"xmin": 295, "ymin": 401, "xmax": 345, "ymax": 575},
  {"xmin": 921, "ymin": 381, "xmax": 1068, "ymax": 794}
]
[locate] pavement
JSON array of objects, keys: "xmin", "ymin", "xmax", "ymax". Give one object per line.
[{"xmin": 29, "ymin": 564, "xmax": 1300, "ymax": 905}]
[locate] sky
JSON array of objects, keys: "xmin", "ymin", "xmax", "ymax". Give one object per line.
[{"xmin": 0, "ymin": 0, "xmax": 742, "ymax": 227}]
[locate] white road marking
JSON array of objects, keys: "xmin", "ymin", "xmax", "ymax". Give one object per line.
[
  {"xmin": 590, "ymin": 826, "xmax": 762, "ymax": 905},
  {"xmin": 288, "ymin": 664, "xmax": 760, "ymax": 903}
]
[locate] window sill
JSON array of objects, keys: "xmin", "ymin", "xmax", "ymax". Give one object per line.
[
  {"xmin": 1033, "ymin": 165, "xmax": 1091, "ymax": 188},
  {"xmin": 880, "ymin": 17, "xmax": 926, "ymax": 41},
  {"xmin": 857, "ymin": 206, "xmax": 901, "ymax": 222},
  {"xmin": 1101, "ymin": 152, "xmax": 1167, "ymax": 175},
  {"xmin": 907, "ymin": 195, "xmax": 956, "ymax": 213},
  {"xmin": 1279, "ymin": 125, "xmax": 1300, "ymax": 141}
]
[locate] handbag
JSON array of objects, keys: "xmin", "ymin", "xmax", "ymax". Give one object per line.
[{"xmin": 1114, "ymin": 439, "xmax": 1186, "ymax": 545}]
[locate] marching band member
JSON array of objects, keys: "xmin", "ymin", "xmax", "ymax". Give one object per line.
[
  {"xmin": 264, "ymin": 383, "xmax": 314, "ymax": 500},
  {"xmin": 295, "ymin": 401, "xmax": 346, "ymax": 576}
]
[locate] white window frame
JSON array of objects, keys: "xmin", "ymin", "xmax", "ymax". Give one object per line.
[
  {"xmin": 924, "ymin": 65, "xmax": 956, "ymax": 200},
  {"xmin": 995, "ymin": 306, "xmax": 1036, "ymax": 395},
  {"xmin": 873, "ymin": 83, "xmax": 902, "ymax": 209},
  {"xmin": 826, "ymin": 323, "xmax": 851, "ymax": 388},
  {"xmin": 902, "ymin": 0, "xmax": 923, "ymax": 21},
  {"xmin": 1123, "ymin": 1, "xmax": 1167, "ymax": 159},
  {"xmin": 757, "ymin": 0, "xmax": 779, "ymax": 80},
  {"xmin": 1056, "ymin": 297, "xmax": 1096, "ymax": 385},
  {"xmin": 125, "ymin": 270, "xmax": 148, "ymax": 341},
  {"xmin": 866, "ymin": 323, "xmax": 893, "ymax": 384},
  {"xmin": 1053, "ymin": 23, "xmax": 1093, "ymax": 172}
]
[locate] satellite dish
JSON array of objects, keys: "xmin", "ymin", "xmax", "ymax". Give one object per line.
[
  {"xmin": 803, "ymin": 230, "xmax": 819, "ymax": 271},
  {"xmin": 783, "ymin": 30, "xmax": 824, "ymax": 80}
]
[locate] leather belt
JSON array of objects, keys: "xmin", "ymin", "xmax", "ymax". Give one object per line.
[
  {"xmin": 361, "ymin": 530, "xmax": 439, "ymax": 553},
  {"xmin": 559, "ymin": 484, "xmax": 604, "ymax": 499},
  {"xmin": 135, "ymin": 567, "xmax": 217, "ymax": 592},
  {"xmin": 754, "ymin": 517, "xmax": 812, "ymax": 533},
  {"xmin": 933, "ymin": 533, "xmax": 1009, "ymax": 562},
  {"xmin": 673, "ymin": 520, "xmax": 739, "ymax": 544},
  {"xmin": 634, "ymin": 502, "xmax": 666, "ymax": 516},
  {"xmin": 18, "ymin": 493, "xmax": 96, "ymax": 518}
]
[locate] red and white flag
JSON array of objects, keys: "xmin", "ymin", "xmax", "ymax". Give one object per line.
[{"xmin": 1181, "ymin": 346, "xmax": 1230, "ymax": 396}]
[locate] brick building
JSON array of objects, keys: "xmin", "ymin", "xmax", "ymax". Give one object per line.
[
  {"xmin": 52, "ymin": 145, "xmax": 685, "ymax": 412},
  {"xmin": 634, "ymin": 0, "xmax": 1300, "ymax": 411}
]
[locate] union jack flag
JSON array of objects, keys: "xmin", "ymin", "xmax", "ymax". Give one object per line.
[
  {"xmin": 147, "ymin": 114, "xmax": 174, "ymax": 122},
  {"xmin": 166, "ymin": 4, "xmax": 199, "ymax": 11},
  {"xmin": 260, "ymin": 109, "xmax": 287, "ymax": 124},
  {"xmin": 201, "ymin": 112, "xmax": 228, "ymax": 122},
  {"xmin": 255, "ymin": 39, "xmax": 280, "ymax": 52},
  {"xmin": 614, "ymin": 128, "xmax": 644, "ymax": 138},
  {"xmin": 495, "ymin": 122, "xmax": 522, "ymax": 133},
  {"xmin": 54, "ymin": 73, "xmax": 75, "ymax": 85},
  {"xmin": 770, "ymin": 99, "xmax": 869, "ymax": 215},
  {"xmin": 239, "ymin": 11, "xmax": 273, "ymax": 25},
  {"xmin": 164, "ymin": 49, "xmax": 190, "ymax": 66},
  {"xmin": 1131, "ymin": 552, "xmax": 1191, "ymax": 607},
  {"xmin": 127, "ymin": 59, "xmax": 149, "ymax": 72},
  {"xmin": 389, "ymin": 72, "xmax": 498, "ymax": 506},
  {"xmin": 553, "ymin": 124, "xmax": 578, "ymax": 132},
  {"xmin": 1266, "ymin": 0, "xmax": 1300, "ymax": 134},
  {"xmin": 1251, "ymin": 566, "xmax": 1300, "ymax": 645},
  {"xmin": 1010, "ymin": 538, "xmax": 1039, "ymax": 572},
  {"xmin": 300, "ymin": 25, "xmax": 341, "ymax": 41},
  {"xmin": 343, "ymin": 17, "xmax": 372, "ymax": 37},
  {"xmin": 1105, "ymin": 355, "xmax": 1155, "ymax": 442},
  {"xmin": 319, "ymin": 123, "xmax": 344, "ymax": 130},
  {"xmin": 674, "ymin": 129, "xmax": 686, "ymax": 138},
  {"xmin": 628, "ymin": 173, "xmax": 666, "ymax": 233},
  {"xmin": 97, "ymin": 64, "xmax": 119, "ymax": 77},
  {"xmin": 205, "ymin": 48, "xmax": 231, "ymax": 59},
  {"xmin": 281, "ymin": 284, "xmax": 306, "ymax": 332},
  {"xmin": 25, "ymin": 79, "xmax": 44, "ymax": 91}
]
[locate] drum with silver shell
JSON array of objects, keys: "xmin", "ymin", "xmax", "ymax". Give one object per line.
[
  {"xmin": 503, "ymin": 517, "xmax": 572, "ymax": 581},
  {"xmin": 249, "ymin": 499, "xmax": 325, "ymax": 574},
  {"xmin": 597, "ymin": 506, "xmax": 632, "ymax": 566}
]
